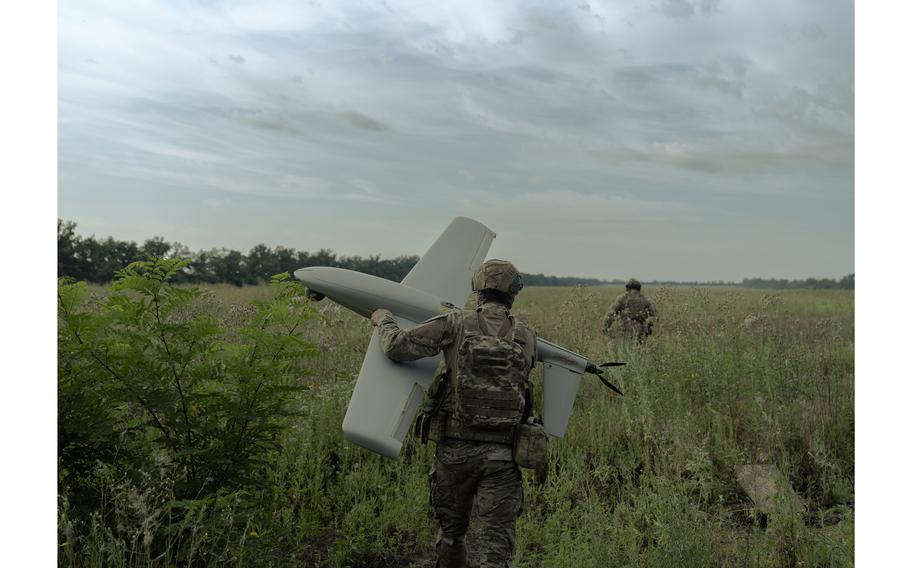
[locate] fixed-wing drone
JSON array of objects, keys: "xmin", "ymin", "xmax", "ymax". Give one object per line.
[{"xmin": 293, "ymin": 217, "xmax": 621, "ymax": 459}]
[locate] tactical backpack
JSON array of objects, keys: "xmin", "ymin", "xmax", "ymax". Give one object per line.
[{"xmin": 451, "ymin": 309, "xmax": 529, "ymax": 430}]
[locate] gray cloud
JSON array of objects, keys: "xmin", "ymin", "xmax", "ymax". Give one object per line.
[
  {"xmin": 340, "ymin": 111, "xmax": 389, "ymax": 132},
  {"xmin": 656, "ymin": 0, "xmax": 721, "ymax": 20},
  {"xmin": 801, "ymin": 23, "xmax": 826, "ymax": 41},
  {"xmin": 614, "ymin": 63, "xmax": 694, "ymax": 89},
  {"xmin": 694, "ymin": 58, "xmax": 750, "ymax": 98},
  {"xmin": 231, "ymin": 110, "xmax": 303, "ymax": 134},
  {"xmin": 761, "ymin": 79, "xmax": 853, "ymax": 141},
  {"xmin": 57, "ymin": 0, "xmax": 854, "ymax": 280}
]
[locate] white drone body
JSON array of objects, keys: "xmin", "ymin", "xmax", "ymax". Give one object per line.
[{"xmin": 294, "ymin": 217, "xmax": 591, "ymax": 459}]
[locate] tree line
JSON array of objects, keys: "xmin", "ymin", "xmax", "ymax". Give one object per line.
[
  {"xmin": 57, "ymin": 220, "xmax": 854, "ymax": 289},
  {"xmin": 58, "ymin": 219, "xmax": 419, "ymax": 285},
  {"xmin": 740, "ymin": 274, "xmax": 854, "ymax": 290}
]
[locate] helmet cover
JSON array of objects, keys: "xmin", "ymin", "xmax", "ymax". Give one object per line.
[{"xmin": 472, "ymin": 259, "xmax": 523, "ymax": 296}]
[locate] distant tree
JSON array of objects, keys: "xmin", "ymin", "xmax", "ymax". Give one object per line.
[
  {"xmin": 740, "ymin": 275, "xmax": 854, "ymax": 290},
  {"xmin": 99, "ymin": 237, "xmax": 141, "ymax": 282},
  {"xmin": 247, "ymin": 244, "xmax": 278, "ymax": 282},
  {"xmin": 169, "ymin": 243, "xmax": 194, "ymax": 283},
  {"xmin": 58, "ymin": 219, "xmax": 85, "ymax": 279},
  {"xmin": 210, "ymin": 249, "xmax": 252, "ymax": 286},
  {"xmin": 273, "ymin": 246, "xmax": 300, "ymax": 276},
  {"xmin": 307, "ymin": 248, "xmax": 338, "ymax": 268},
  {"xmin": 382, "ymin": 255, "xmax": 420, "ymax": 282},
  {"xmin": 141, "ymin": 237, "xmax": 171, "ymax": 259},
  {"xmin": 346, "ymin": 254, "xmax": 383, "ymax": 278},
  {"xmin": 171, "ymin": 242, "xmax": 191, "ymax": 258},
  {"xmin": 187, "ymin": 249, "xmax": 218, "ymax": 283},
  {"xmin": 55, "ymin": 219, "xmax": 856, "ymax": 289},
  {"xmin": 522, "ymin": 273, "xmax": 608, "ymax": 287}
]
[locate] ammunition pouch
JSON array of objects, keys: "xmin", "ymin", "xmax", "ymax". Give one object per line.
[
  {"xmin": 414, "ymin": 370, "xmax": 451, "ymax": 445},
  {"xmin": 513, "ymin": 419, "xmax": 549, "ymax": 484}
]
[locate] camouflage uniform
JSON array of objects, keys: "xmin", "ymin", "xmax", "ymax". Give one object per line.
[
  {"xmin": 603, "ymin": 287, "xmax": 658, "ymax": 343},
  {"xmin": 376, "ymin": 300, "xmax": 537, "ymax": 568}
]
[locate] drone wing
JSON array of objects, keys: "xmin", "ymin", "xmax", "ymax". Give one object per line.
[
  {"xmin": 537, "ymin": 339, "xmax": 588, "ymax": 438},
  {"xmin": 342, "ymin": 217, "xmax": 496, "ymax": 458},
  {"xmin": 342, "ymin": 317, "xmax": 442, "ymax": 458},
  {"xmin": 401, "ymin": 216, "xmax": 495, "ymax": 303}
]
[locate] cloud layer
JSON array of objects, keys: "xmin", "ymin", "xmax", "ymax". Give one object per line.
[{"xmin": 58, "ymin": 0, "xmax": 854, "ymax": 280}]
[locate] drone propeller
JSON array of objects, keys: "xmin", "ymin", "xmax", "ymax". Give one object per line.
[{"xmin": 584, "ymin": 361, "xmax": 625, "ymax": 396}]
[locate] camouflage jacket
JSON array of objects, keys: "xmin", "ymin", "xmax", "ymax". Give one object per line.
[
  {"xmin": 376, "ymin": 301, "xmax": 538, "ymax": 463},
  {"xmin": 603, "ymin": 290, "xmax": 658, "ymax": 331}
]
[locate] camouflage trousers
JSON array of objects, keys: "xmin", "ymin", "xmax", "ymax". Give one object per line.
[
  {"xmin": 430, "ymin": 449, "xmax": 523, "ymax": 568},
  {"xmin": 630, "ymin": 320, "xmax": 653, "ymax": 343},
  {"xmin": 612, "ymin": 319, "xmax": 652, "ymax": 344}
]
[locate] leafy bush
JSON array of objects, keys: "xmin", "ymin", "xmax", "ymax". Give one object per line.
[{"xmin": 58, "ymin": 259, "xmax": 318, "ymax": 563}]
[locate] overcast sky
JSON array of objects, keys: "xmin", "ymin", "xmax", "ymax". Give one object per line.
[{"xmin": 58, "ymin": 0, "xmax": 853, "ymax": 281}]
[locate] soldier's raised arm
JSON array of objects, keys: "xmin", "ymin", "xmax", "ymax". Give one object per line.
[{"xmin": 371, "ymin": 309, "xmax": 456, "ymax": 362}]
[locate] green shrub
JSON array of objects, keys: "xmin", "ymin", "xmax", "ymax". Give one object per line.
[{"xmin": 58, "ymin": 259, "xmax": 318, "ymax": 564}]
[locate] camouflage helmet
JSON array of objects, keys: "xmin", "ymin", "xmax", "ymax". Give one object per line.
[
  {"xmin": 472, "ymin": 259, "xmax": 524, "ymax": 297},
  {"xmin": 625, "ymin": 278, "xmax": 642, "ymax": 291}
]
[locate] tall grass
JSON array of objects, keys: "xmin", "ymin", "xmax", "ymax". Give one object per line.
[
  {"xmin": 60, "ymin": 285, "xmax": 853, "ymax": 567},
  {"xmin": 512, "ymin": 286, "xmax": 853, "ymax": 567}
]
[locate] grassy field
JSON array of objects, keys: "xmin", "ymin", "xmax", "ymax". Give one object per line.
[{"xmin": 59, "ymin": 283, "xmax": 854, "ymax": 567}]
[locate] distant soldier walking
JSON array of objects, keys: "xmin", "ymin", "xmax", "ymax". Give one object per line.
[
  {"xmin": 603, "ymin": 278, "xmax": 658, "ymax": 343},
  {"xmin": 370, "ymin": 260, "xmax": 543, "ymax": 568}
]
